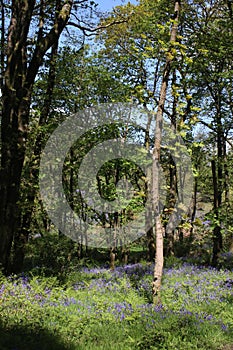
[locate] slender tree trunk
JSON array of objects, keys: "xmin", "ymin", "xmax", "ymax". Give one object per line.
[
  {"xmin": 121, "ymin": 245, "xmax": 129, "ymax": 264},
  {"xmin": 223, "ymin": 140, "xmax": 229, "ymax": 203},
  {"xmin": 110, "ymin": 246, "xmax": 116, "ymax": 270},
  {"xmin": 152, "ymin": 0, "xmax": 180, "ymax": 304},
  {"xmin": 145, "ymin": 113, "xmax": 155, "ymax": 261},
  {"xmin": 0, "ymin": 0, "xmax": 5, "ymax": 89},
  {"xmin": 211, "ymin": 159, "xmax": 222, "ymax": 266},
  {"xmin": 164, "ymin": 71, "xmax": 178, "ymax": 257},
  {"xmin": 189, "ymin": 176, "xmax": 197, "ymax": 241},
  {"xmin": 211, "ymin": 103, "xmax": 224, "ymax": 266},
  {"xmin": 164, "ymin": 155, "xmax": 177, "ymax": 257}
]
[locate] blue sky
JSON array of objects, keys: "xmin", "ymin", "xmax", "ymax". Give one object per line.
[{"xmin": 96, "ymin": 0, "xmax": 138, "ymax": 12}]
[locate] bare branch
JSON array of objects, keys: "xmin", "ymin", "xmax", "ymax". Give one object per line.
[
  {"xmin": 197, "ymin": 118, "xmax": 233, "ymax": 148},
  {"xmin": 67, "ymin": 17, "xmax": 130, "ymax": 36}
]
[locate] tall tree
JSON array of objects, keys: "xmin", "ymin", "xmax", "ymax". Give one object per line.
[
  {"xmin": 152, "ymin": 0, "xmax": 181, "ymax": 304},
  {"xmin": 182, "ymin": 0, "xmax": 233, "ymax": 265},
  {"xmin": 12, "ymin": 37, "xmax": 60, "ymax": 272},
  {"xmin": 0, "ymin": 0, "xmax": 92, "ymax": 273}
]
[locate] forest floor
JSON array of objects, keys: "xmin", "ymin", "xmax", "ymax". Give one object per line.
[{"xmin": 0, "ymin": 261, "xmax": 233, "ymax": 349}]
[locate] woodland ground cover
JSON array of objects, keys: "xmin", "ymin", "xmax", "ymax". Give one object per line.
[{"xmin": 0, "ymin": 262, "xmax": 232, "ymax": 350}]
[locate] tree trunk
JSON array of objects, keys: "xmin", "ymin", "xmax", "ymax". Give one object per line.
[
  {"xmin": 189, "ymin": 176, "xmax": 197, "ymax": 241},
  {"xmin": 164, "ymin": 155, "xmax": 177, "ymax": 257},
  {"xmin": 152, "ymin": 0, "xmax": 180, "ymax": 304},
  {"xmin": 121, "ymin": 245, "xmax": 129, "ymax": 264},
  {"xmin": 211, "ymin": 159, "xmax": 222, "ymax": 266},
  {"xmin": 0, "ymin": 87, "xmax": 31, "ymax": 273},
  {"xmin": 11, "ymin": 38, "xmax": 59, "ymax": 273},
  {"xmin": 145, "ymin": 113, "xmax": 155, "ymax": 261},
  {"xmin": 0, "ymin": 0, "xmax": 73, "ymax": 273},
  {"xmin": 211, "ymin": 100, "xmax": 224, "ymax": 267},
  {"xmin": 0, "ymin": 0, "xmax": 5, "ymax": 89},
  {"xmin": 164, "ymin": 71, "xmax": 178, "ymax": 257},
  {"xmin": 110, "ymin": 247, "xmax": 116, "ymax": 270}
]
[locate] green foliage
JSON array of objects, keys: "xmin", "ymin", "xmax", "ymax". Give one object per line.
[
  {"xmin": 218, "ymin": 252, "xmax": 233, "ymax": 270},
  {"xmin": 25, "ymin": 234, "xmax": 80, "ymax": 277},
  {"xmin": 164, "ymin": 255, "xmax": 183, "ymax": 269},
  {"xmin": 136, "ymin": 316, "xmax": 227, "ymax": 350}
]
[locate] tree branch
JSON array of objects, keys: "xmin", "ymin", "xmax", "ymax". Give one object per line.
[
  {"xmin": 197, "ymin": 118, "xmax": 233, "ymax": 148},
  {"xmin": 26, "ymin": 0, "xmax": 73, "ymax": 90},
  {"xmin": 67, "ymin": 17, "xmax": 130, "ymax": 36}
]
